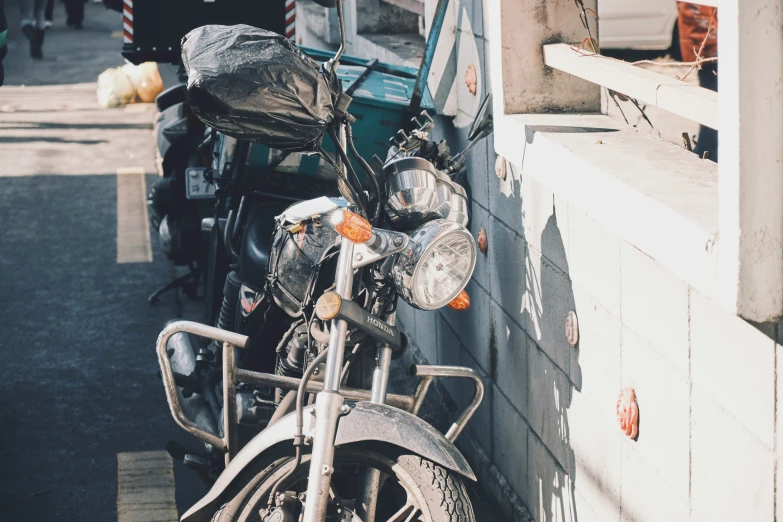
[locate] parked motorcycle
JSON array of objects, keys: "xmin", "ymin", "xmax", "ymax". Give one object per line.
[{"xmin": 155, "ymin": 1, "xmax": 493, "ymax": 520}]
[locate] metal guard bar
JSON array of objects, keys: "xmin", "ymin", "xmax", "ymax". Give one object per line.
[
  {"xmin": 156, "ymin": 321, "xmax": 416, "ymax": 451},
  {"xmin": 156, "ymin": 322, "xmax": 483, "ymax": 451},
  {"xmin": 156, "ymin": 321, "xmax": 249, "ymax": 451},
  {"xmin": 410, "ymin": 365, "xmax": 485, "ymax": 442}
]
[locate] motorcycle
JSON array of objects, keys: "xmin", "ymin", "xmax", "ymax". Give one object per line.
[{"xmin": 155, "ymin": 0, "xmax": 494, "ymax": 520}]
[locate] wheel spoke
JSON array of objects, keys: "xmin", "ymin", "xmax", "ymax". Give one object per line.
[{"xmin": 384, "ymin": 503, "xmax": 419, "ymax": 522}]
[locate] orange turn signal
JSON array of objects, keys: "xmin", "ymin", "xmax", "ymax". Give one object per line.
[
  {"xmin": 332, "ymin": 209, "xmax": 373, "ymax": 244},
  {"xmin": 447, "ymin": 289, "xmax": 471, "ymax": 311},
  {"xmin": 315, "ymin": 291, "xmax": 342, "ymax": 321}
]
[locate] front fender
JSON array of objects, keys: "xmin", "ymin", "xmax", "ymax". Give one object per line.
[{"xmin": 181, "ymin": 401, "xmax": 475, "ymax": 522}]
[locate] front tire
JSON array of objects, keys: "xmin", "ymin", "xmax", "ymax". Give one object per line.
[{"xmin": 212, "ymin": 444, "xmax": 476, "ymax": 522}]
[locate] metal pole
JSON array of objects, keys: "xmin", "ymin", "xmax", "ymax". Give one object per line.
[
  {"xmin": 409, "ymin": 0, "xmax": 450, "ymax": 119},
  {"xmin": 223, "ymin": 341, "xmax": 238, "ymax": 465},
  {"xmin": 355, "ymin": 312, "xmax": 396, "ymax": 522},
  {"xmin": 233, "ymin": 368, "xmax": 414, "ymax": 410}
]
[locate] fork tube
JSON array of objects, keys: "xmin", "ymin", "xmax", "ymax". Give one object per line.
[
  {"xmin": 356, "ymin": 312, "xmax": 396, "ymax": 522},
  {"xmin": 370, "ymin": 312, "xmax": 395, "ymax": 403},
  {"xmin": 302, "ymin": 236, "xmax": 355, "ymax": 522}
]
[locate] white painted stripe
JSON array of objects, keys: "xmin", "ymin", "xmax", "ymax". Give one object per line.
[
  {"xmin": 123, "ymin": 0, "xmax": 132, "ymax": 8},
  {"xmin": 123, "ymin": 22, "xmax": 133, "ymax": 34},
  {"xmin": 116, "ymin": 168, "xmax": 152, "ymax": 264},
  {"xmin": 124, "ymin": 35, "xmax": 132, "ymax": 43},
  {"xmin": 286, "ymin": 22, "xmax": 296, "ymax": 34},
  {"xmin": 123, "ymin": 9, "xmax": 133, "ymax": 22},
  {"xmin": 117, "ymin": 451, "xmax": 178, "ymax": 522}
]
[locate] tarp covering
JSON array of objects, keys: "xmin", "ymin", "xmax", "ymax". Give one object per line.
[{"xmin": 182, "ymin": 25, "xmax": 337, "ymax": 152}]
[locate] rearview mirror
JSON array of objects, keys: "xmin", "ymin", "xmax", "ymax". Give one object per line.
[{"xmin": 467, "ymin": 93, "xmax": 493, "ymax": 141}]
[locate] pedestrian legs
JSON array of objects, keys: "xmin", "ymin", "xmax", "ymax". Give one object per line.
[
  {"xmin": 45, "ymin": 0, "xmax": 55, "ymax": 27},
  {"xmin": 65, "ymin": 0, "xmax": 86, "ymax": 29},
  {"xmin": 18, "ymin": 0, "xmax": 47, "ymax": 59}
]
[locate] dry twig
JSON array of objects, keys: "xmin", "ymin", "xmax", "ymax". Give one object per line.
[
  {"xmin": 679, "ymin": 8, "xmax": 717, "ymax": 81},
  {"xmin": 631, "ymin": 57, "xmax": 718, "ymax": 67}
]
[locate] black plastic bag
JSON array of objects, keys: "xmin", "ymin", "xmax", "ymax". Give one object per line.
[{"xmin": 182, "ymin": 25, "xmax": 337, "ymax": 152}]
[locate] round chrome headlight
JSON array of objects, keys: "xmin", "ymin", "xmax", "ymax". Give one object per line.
[
  {"xmin": 433, "ymin": 171, "xmax": 469, "ymax": 227},
  {"xmin": 447, "ymin": 182, "xmax": 469, "ymax": 227},
  {"xmin": 391, "ymin": 219, "xmax": 477, "ymax": 310},
  {"xmin": 433, "ymin": 171, "xmax": 454, "ymax": 219},
  {"xmin": 384, "ymin": 157, "xmax": 438, "ymax": 226}
]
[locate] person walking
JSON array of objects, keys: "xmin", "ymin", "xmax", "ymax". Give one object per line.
[
  {"xmin": 19, "ymin": 0, "xmax": 47, "ymax": 59},
  {"xmin": 64, "ymin": 0, "xmax": 86, "ymax": 29},
  {"xmin": 44, "ymin": 0, "xmax": 53, "ymax": 28},
  {"xmin": 0, "ymin": 0, "xmax": 6, "ymax": 85}
]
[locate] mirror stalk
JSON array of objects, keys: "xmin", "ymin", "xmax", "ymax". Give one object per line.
[{"xmin": 325, "ymin": 0, "xmax": 347, "ymax": 73}]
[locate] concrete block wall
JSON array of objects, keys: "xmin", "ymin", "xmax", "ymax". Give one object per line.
[
  {"xmin": 296, "ymin": 1, "xmax": 782, "ymax": 520},
  {"xmin": 392, "ymin": 4, "xmax": 780, "ymax": 521},
  {"xmin": 399, "ymin": 170, "xmax": 780, "ymax": 522}
]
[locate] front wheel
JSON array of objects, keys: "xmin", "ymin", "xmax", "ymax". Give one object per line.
[{"xmin": 212, "ymin": 444, "xmax": 476, "ymax": 522}]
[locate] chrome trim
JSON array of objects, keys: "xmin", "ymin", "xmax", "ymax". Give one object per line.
[
  {"xmin": 383, "ymin": 157, "xmax": 439, "ymax": 225},
  {"xmin": 434, "ymin": 170, "xmax": 453, "ymax": 219},
  {"xmin": 233, "ymin": 368, "xmax": 414, "ymax": 411},
  {"xmin": 391, "ymin": 220, "xmax": 478, "ymax": 310},
  {"xmin": 155, "ymin": 322, "xmax": 249, "ymax": 451},
  {"xmin": 351, "ymin": 228, "xmax": 410, "ymax": 269},
  {"xmin": 303, "ymin": 235, "xmax": 356, "ymax": 522},
  {"xmin": 447, "ymin": 182, "xmax": 469, "ymax": 227}
]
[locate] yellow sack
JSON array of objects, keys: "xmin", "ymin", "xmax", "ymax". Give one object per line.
[
  {"xmin": 96, "ymin": 67, "xmax": 135, "ymax": 108},
  {"xmin": 122, "ymin": 62, "xmax": 165, "ymax": 103}
]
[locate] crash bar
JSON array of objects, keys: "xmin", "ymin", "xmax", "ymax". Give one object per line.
[
  {"xmin": 157, "ymin": 321, "xmax": 484, "ymax": 452},
  {"xmin": 411, "ymin": 365, "xmax": 485, "ymax": 442}
]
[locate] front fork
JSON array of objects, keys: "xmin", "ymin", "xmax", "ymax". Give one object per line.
[
  {"xmin": 302, "ymin": 231, "xmax": 397, "ymax": 522},
  {"xmin": 302, "ymin": 235, "xmax": 355, "ymax": 522},
  {"xmin": 355, "ymin": 318, "xmax": 395, "ymax": 522}
]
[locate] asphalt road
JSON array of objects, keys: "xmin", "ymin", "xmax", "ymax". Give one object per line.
[{"xmin": 0, "ymin": 4, "xmax": 208, "ymax": 520}]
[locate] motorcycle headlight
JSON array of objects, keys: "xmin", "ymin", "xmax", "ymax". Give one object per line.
[
  {"xmin": 384, "ymin": 157, "xmax": 439, "ymax": 227},
  {"xmin": 391, "ymin": 220, "xmax": 477, "ymax": 310}
]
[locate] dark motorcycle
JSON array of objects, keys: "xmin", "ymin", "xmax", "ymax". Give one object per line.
[{"xmin": 155, "ymin": 1, "xmax": 494, "ymax": 520}]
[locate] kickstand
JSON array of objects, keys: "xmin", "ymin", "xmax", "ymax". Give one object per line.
[{"xmin": 148, "ymin": 268, "xmax": 199, "ymax": 305}]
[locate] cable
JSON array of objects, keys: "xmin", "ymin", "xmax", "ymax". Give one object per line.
[
  {"xmin": 328, "ymin": 127, "xmax": 369, "ymax": 215},
  {"xmin": 267, "ymin": 346, "xmax": 329, "ymax": 506},
  {"xmin": 275, "ymin": 319, "xmax": 305, "ymax": 355},
  {"xmin": 317, "ymin": 143, "xmax": 364, "ymax": 215},
  {"xmin": 345, "ymin": 122, "xmax": 382, "ymax": 224},
  {"xmin": 340, "ymin": 343, "xmax": 362, "ymax": 385}
]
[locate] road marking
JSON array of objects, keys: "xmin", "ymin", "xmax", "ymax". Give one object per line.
[
  {"xmin": 117, "ymin": 451, "xmax": 178, "ymax": 522},
  {"xmin": 116, "ymin": 167, "xmax": 152, "ymax": 263}
]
